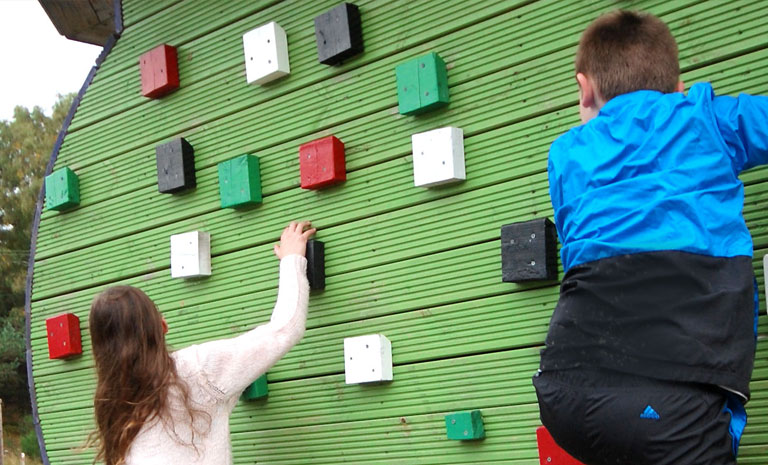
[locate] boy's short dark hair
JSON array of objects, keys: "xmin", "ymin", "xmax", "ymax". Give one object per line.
[{"xmin": 576, "ymin": 10, "xmax": 679, "ymax": 101}]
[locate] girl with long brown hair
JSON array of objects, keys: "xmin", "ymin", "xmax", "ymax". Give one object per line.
[{"xmin": 88, "ymin": 221, "xmax": 315, "ymax": 465}]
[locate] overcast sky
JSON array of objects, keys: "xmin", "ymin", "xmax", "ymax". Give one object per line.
[{"xmin": 0, "ymin": 0, "xmax": 102, "ymax": 122}]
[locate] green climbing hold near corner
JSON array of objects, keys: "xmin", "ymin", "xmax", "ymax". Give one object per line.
[{"xmin": 396, "ymin": 52, "xmax": 450, "ymax": 115}]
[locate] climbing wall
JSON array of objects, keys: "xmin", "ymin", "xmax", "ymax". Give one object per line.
[{"xmin": 27, "ymin": 0, "xmax": 768, "ymax": 463}]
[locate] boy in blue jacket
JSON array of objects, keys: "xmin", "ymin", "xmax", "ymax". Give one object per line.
[{"xmin": 533, "ymin": 10, "xmax": 768, "ymax": 465}]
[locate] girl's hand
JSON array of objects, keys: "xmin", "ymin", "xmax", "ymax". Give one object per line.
[{"xmin": 273, "ymin": 221, "xmax": 316, "ymax": 259}]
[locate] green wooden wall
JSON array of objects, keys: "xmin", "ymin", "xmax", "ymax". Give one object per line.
[{"xmin": 28, "ymin": 0, "xmax": 768, "ymax": 463}]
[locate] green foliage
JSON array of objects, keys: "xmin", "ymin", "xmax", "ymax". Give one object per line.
[
  {"xmin": 2, "ymin": 413, "xmax": 43, "ymax": 464},
  {"xmin": 0, "ymin": 315, "xmax": 25, "ymax": 383},
  {"xmin": 21, "ymin": 419, "xmax": 42, "ymax": 460},
  {"xmin": 0, "ymin": 94, "xmax": 74, "ymax": 414},
  {"xmin": 0, "ymin": 95, "xmax": 73, "ymax": 316}
]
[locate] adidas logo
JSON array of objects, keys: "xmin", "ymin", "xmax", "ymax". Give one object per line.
[{"xmin": 640, "ymin": 405, "xmax": 660, "ymax": 420}]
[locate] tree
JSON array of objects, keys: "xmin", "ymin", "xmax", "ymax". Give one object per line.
[{"xmin": 0, "ymin": 93, "xmax": 74, "ymax": 411}]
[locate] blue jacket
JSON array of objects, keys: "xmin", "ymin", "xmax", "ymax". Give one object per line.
[
  {"xmin": 541, "ymin": 83, "xmax": 767, "ymax": 403},
  {"xmin": 549, "ymin": 82, "xmax": 768, "ymax": 272}
]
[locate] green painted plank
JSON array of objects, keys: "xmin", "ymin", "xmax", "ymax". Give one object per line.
[
  {"xmin": 61, "ymin": 0, "xmax": 756, "ymax": 175},
  {"xmin": 56, "ymin": 0, "xmax": 724, "ymax": 208},
  {"xmin": 72, "ymin": 0, "xmax": 540, "ymax": 133},
  {"xmin": 36, "ymin": 4, "xmax": 768, "ymax": 263},
  {"xmin": 37, "ymin": 346, "xmax": 768, "ymax": 440},
  {"xmin": 45, "ymin": 405, "xmax": 544, "ymax": 464},
  {"xmin": 30, "ymin": 85, "xmax": 567, "ymax": 292},
  {"xmin": 59, "ymin": 0, "xmax": 694, "ymax": 180},
  {"xmin": 29, "ymin": 238, "xmax": 556, "ymax": 375},
  {"xmin": 34, "ymin": 47, "xmax": 575, "ymax": 261},
  {"xmin": 58, "ymin": 1, "xmax": 589, "ymax": 191},
  {"xmin": 29, "ymin": 165, "xmax": 768, "ymax": 327},
  {"xmin": 30, "ymin": 0, "xmax": 768, "ymax": 463},
  {"xmin": 33, "ymin": 347, "xmax": 768, "ymax": 463},
  {"xmin": 121, "ymin": 0, "xmax": 185, "ymax": 28},
  {"xmin": 28, "ymin": 178, "xmax": 768, "ymax": 376},
  {"xmin": 75, "ymin": 0, "xmax": 334, "ymax": 131},
  {"xmin": 32, "ymin": 287, "xmax": 557, "ymax": 389}
]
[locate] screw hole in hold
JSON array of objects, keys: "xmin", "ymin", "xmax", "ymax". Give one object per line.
[
  {"xmin": 425, "ymin": 91, "xmax": 429, "ymax": 96},
  {"xmin": 250, "ymin": 57, "xmax": 253, "ymax": 61},
  {"xmin": 267, "ymin": 39, "xmax": 270, "ymax": 43},
  {"xmin": 442, "ymin": 161, "xmax": 445, "ymax": 165},
  {"xmin": 268, "ymin": 60, "xmax": 271, "ymax": 64},
  {"xmin": 531, "ymin": 233, "xmax": 536, "ymax": 239},
  {"xmin": 403, "ymin": 87, "xmax": 407, "ymax": 92},
  {"xmin": 510, "ymin": 239, "xmax": 516, "ymax": 245},
  {"xmin": 451, "ymin": 419, "xmax": 456, "ymax": 424},
  {"xmin": 60, "ymin": 323, "xmax": 63, "ymax": 327},
  {"xmin": 530, "ymin": 260, "xmax": 536, "ymax": 266},
  {"xmin": 464, "ymin": 430, "xmax": 468, "ymax": 436},
  {"xmin": 365, "ymin": 344, "xmax": 369, "ymax": 348},
  {"xmin": 420, "ymin": 63, "xmax": 425, "ymax": 68}
]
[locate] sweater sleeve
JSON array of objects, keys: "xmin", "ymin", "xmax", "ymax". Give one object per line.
[{"xmin": 189, "ymin": 254, "xmax": 309, "ymax": 399}]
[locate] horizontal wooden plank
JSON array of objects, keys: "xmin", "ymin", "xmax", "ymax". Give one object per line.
[
  {"xmin": 27, "ymin": 177, "xmax": 768, "ymax": 380},
  {"xmin": 35, "ymin": 347, "xmax": 768, "ymax": 463},
  {"xmin": 35, "ymin": 45, "xmax": 574, "ymax": 262},
  {"xmin": 30, "ymin": 109, "xmax": 564, "ymax": 298},
  {"xmin": 65, "ymin": 0, "xmax": 536, "ymax": 150},
  {"xmin": 28, "ymin": 167, "xmax": 768, "ymax": 354},
  {"xmin": 32, "ymin": 285, "xmax": 557, "ymax": 390},
  {"xmin": 55, "ymin": 0, "xmax": 710, "ymax": 201},
  {"xmin": 35, "ymin": 3, "xmax": 768, "ymax": 264},
  {"xmin": 75, "ymin": 0, "xmax": 337, "ymax": 131},
  {"xmin": 89, "ymin": 0, "xmax": 284, "ymax": 99},
  {"xmin": 121, "ymin": 0, "xmax": 185, "ymax": 28},
  {"xmin": 30, "ymin": 0, "xmax": 768, "ymax": 463},
  {"xmin": 33, "ymin": 344, "xmax": 768, "ymax": 431},
  {"xmin": 58, "ymin": 0, "xmax": 759, "ymax": 175},
  {"xmin": 31, "ymin": 45, "xmax": 768, "ymax": 299},
  {"xmin": 45, "ymin": 404, "xmax": 538, "ymax": 464},
  {"xmin": 29, "ymin": 239, "xmax": 553, "ymax": 375},
  {"xmin": 76, "ymin": 0, "xmax": 545, "ymax": 133}
]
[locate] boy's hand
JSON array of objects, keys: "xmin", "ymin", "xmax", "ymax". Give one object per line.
[{"xmin": 273, "ymin": 221, "xmax": 316, "ymax": 259}]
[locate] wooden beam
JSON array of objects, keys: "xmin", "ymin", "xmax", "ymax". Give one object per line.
[{"xmin": 37, "ymin": 0, "xmax": 114, "ymax": 46}]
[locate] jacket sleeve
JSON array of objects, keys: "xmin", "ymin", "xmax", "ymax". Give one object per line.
[
  {"xmin": 548, "ymin": 141, "xmax": 565, "ymax": 243},
  {"xmin": 712, "ymin": 92, "xmax": 768, "ymax": 172},
  {"xmin": 189, "ymin": 254, "xmax": 309, "ymax": 400}
]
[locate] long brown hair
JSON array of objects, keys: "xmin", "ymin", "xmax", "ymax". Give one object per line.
[
  {"xmin": 576, "ymin": 10, "xmax": 679, "ymax": 101},
  {"xmin": 87, "ymin": 286, "xmax": 206, "ymax": 465}
]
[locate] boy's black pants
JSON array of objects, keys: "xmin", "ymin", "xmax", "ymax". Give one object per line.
[{"xmin": 533, "ymin": 368, "xmax": 739, "ymax": 465}]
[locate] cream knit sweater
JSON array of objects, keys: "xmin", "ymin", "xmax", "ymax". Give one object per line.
[{"xmin": 124, "ymin": 255, "xmax": 309, "ymax": 465}]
